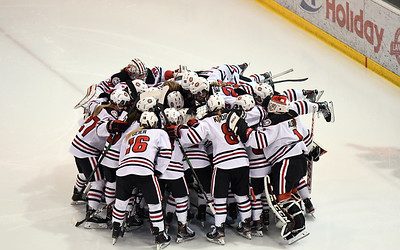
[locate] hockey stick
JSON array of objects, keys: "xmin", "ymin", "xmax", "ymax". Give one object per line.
[
  {"xmin": 270, "ymin": 78, "xmax": 309, "ymax": 84},
  {"xmin": 176, "ymin": 139, "xmax": 216, "ymax": 215},
  {"xmin": 266, "ymin": 68, "xmax": 294, "ymax": 81}
]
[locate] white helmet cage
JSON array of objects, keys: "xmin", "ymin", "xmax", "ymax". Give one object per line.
[
  {"xmin": 132, "ymin": 79, "xmax": 148, "ymax": 94},
  {"xmin": 164, "ymin": 108, "xmax": 183, "ymax": 125},
  {"xmin": 140, "ymin": 111, "xmax": 159, "ymax": 128},
  {"xmin": 235, "ymin": 94, "xmax": 255, "ymax": 111},
  {"xmin": 207, "ymin": 94, "xmax": 225, "ymax": 112},
  {"xmin": 166, "ymin": 91, "xmax": 184, "ymax": 109},
  {"xmin": 190, "ymin": 76, "xmax": 210, "ymax": 95},
  {"xmin": 267, "ymin": 95, "xmax": 289, "ymax": 113},
  {"xmin": 136, "ymin": 97, "xmax": 157, "ymax": 112},
  {"xmin": 110, "ymin": 88, "xmax": 131, "ymax": 108},
  {"xmin": 253, "ymin": 83, "xmax": 274, "ymax": 104},
  {"xmin": 125, "ymin": 58, "xmax": 147, "ymax": 80}
]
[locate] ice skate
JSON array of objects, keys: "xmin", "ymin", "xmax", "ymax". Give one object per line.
[
  {"xmin": 236, "ymin": 218, "xmax": 252, "ymax": 240},
  {"xmin": 303, "ymin": 198, "xmax": 315, "ymax": 216},
  {"xmin": 251, "ymin": 220, "xmax": 264, "ymax": 237},
  {"xmin": 206, "ymin": 224, "xmax": 225, "ymax": 245},
  {"xmin": 317, "ymin": 101, "xmax": 335, "ymax": 122},
  {"xmin": 176, "ymin": 222, "xmax": 195, "ymax": 243},
  {"xmin": 261, "ymin": 71, "xmax": 273, "ymax": 83},
  {"xmin": 303, "ymin": 89, "xmax": 324, "ymax": 102},
  {"xmin": 111, "ymin": 222, "xmax": 124, "ymax": 245},
  {"xmin": 261, "ymin": 209, "xmax": 270, "ymax": 229},
  {"xmin": 84, "ymin": 206, "xmax": 108, "ymax": 229},
  {"xmin": 155, "ymin": 230, "xmax": 171, "ymax": 250},
  {"xmin": 125, "ymin": 214, "xmax": 143, "ymax": 231},
  {"xmin": 71, "ymin": 187, "xmax": 86, "ymax": 205},
  {"xmin": 238, "ymin": 62, "xmax": 249, "ymax": 74}
]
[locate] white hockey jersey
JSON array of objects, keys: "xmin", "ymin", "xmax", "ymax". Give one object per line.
[
  {"xmin": 180, "ymin": 113, "xmax": 249, "ymax": 170},
  {"xmin": 182, "ymin": 143, "xmax": 212, "ymax": 170},
  {"xmin": 70, "ymin": 108, "xmax": 118, "ymax": 158},
  {"xmin": 118, "ymin": 128, "xmax": 172, "ymax": 177},
  {"xmin": 159, "ymin": 140, "xmax": 187, "ymax": 180},
  {"xmin": 245, "ymin": 117, "xmax": 309, "ymax": 166}
]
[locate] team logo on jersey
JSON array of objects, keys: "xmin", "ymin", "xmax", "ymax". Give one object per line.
[
  {"xmin": 111, "ymin": 110, "xmax": 118, "ymax": 118},
  {"xmin": 263, "ymin": 119, "xmax": 272, "ymax": 127},
  {"xmin": 300, "ymin": 0, "xmax": 322, "ymax": 13},
  {"xmin": 390, "ymin": 28, "xmax": 400, "ymax": 65}
]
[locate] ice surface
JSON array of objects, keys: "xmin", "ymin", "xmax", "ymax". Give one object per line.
[{"xmin": 0, "ymin": 0, "xmax": 399, "ymax": 249}]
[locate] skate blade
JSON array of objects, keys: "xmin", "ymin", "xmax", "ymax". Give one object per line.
[
  {"xmin": 251, "ymin": 231, "xmax": 263, "ymax": 237},
  {"xmin": 156, "ymin": 241, "xmax": 170, "ymax": 250},
  {"xmin": 112, "ymin": 238, "xmax": 117, "ymax": 245},
  {"xmin": 328, "ymin": 101, "xmax": 335, "ymax": 123},
  {"xmin": 206, "ymin": 237, "xmax": 225, "ymax": 245},
  {"xmin": 70, "ymin": 200, "xmax": 86, "ymax": 205},
  {"xmin": 287, "ymin": 231, "xmax": 310, "ymax": 245},
  {"xmin": 176, "ymin": 235, "xmax": 196, "ymax": 244},
  {"xmin": 83, "ymin": 222, "xmax": 109, "ymax": 229},
  {"xmin": 315, "ymin": 90, "xmax": 324, "ymax": 102}
]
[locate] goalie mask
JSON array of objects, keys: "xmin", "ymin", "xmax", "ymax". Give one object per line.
[
  {"xmin": 132, "ymin": 79, "xmax": 148, "ymax": 94},
  {"xmin": 166, "ymin": 91, "xmax": 184, "ymax": 109},
  {"xmin": 253, "ymin": 83, "xmax": 273, "ymax": 105},
  {"xmin": 136, "ymin": 97, "xmax": 157, "ymax": 112},
  {"xmin": 207, "ymin": 95, "xmax": 225, "ymax": 112},
  {"xmin": 164, "ymin": 108, "xmax": 183, "ymax": 125},
  {"xmin": 140, "ymin": 111, "xmax": 159, "ymax": 128},
  {"xmin": 235, "ymin": 94, "xmax": 255, "ymax": 111},
  {"xmin": 125, "ymin": 58, "xmax": 147, "ymax": 80},
  {"xmin": 110, "ymin": 88, "xmax": 131, "ymax": 109},
  {"xmin": 267, "ymin": 95, "xmax": 289, "ymax": 114}
]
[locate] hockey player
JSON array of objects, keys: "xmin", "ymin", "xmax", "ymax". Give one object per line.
[
  {"xmin": 227, "ymin": 94, "xmax": 321, "ymax": 244},
  {"xmin": 112, "ymin": 111, "xmax": 172, "ymax": 248},
  {"xmin": 168, "ymin": 95, "xmax": 253, "ymax": 245},
  {"xmin": 70, "ymin": 88, "xmax": 131, "ymax": 229},
  {"xmin": 158, "ymin": 108, "xmax": 196, "ymax": 243}
]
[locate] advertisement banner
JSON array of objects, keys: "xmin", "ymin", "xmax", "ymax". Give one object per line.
[{"xmin": 272, "ymin": 0, "xmax": 400, "ymax": 76}]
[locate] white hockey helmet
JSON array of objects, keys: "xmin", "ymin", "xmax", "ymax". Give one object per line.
[
  {"xmin": 267, "ymin": 95, "xmax": 289, "ymax": 113},
  {"xmin": 136, "ymin": 97, "xmax": 157, "ymax": 112},
  {"xmin": 235, "ymin": 94, "xmax": 255, "ymax": 111},
  {"xmin": 164, "ymin": 108, "xmax": 183, "ymax": 125},
  {"xmin": 110, "ymin": 88, "xmax": 131, "ymax": 108},
  {"xmin": 140, "ymin": 111, "xmax": 159, "ymax": 128},
  {"xmin": 125, "ymin": 58, "xmax": 147, "ymax": 80},
  {"xmin": 253, "ymin": 83, "xmax": 274, "ymax": 104},
  {"xmin": 190, "ymin": 77, "xmax": 210, "ymax": 95},
  {"xmin": 178, "ymin": 71, "xmax": 198, "ymax": 90},
  {"xmin": 207, "ymin": 95, "xmax": 225, "ymax": 112},
  {"xmin": 166, "ymin": 91, "xmax": 184, "ymax": 109},
  {"xmin": 132, "ymin": 79, "xmax": 148, "ymax": 94}
]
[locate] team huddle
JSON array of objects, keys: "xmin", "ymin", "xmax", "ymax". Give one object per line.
[{"xmin": 69, "ymin": 58, "xmax": 334, "ymax": 249}]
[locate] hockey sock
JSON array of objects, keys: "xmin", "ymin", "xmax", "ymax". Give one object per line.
[
  {"xmin": 290, "ymin": 100, "xmax": 317, "ymax": 115},
  {"xmin": 148, "ymin": 203, "xmax": 164, "ymax": 232},
  {"xmin": 74, "ymin": 173, "xmax": 86, "ymax": 192},
  {"xmin": 105, "ymin": 181, "xmax": 116, "ymax": 205},
  {"xmin": 283, "ymin": 89, "xmax": 304, "ymax": 102},
  {"xmin": 251, "ymin": 194, "xmax": 263, "ymax": 221},
  {"xmin": 166, "ymin": 195, "xmax": 176, "ymax": 214},
  {"xmin": 214, "ymin": 198, "xmax": 227, "ymax": 227},
  {"xmin": 297, "ymin": 177, "xmax": 310, "ymax": 200},
  {"xmin": 112, "ymin": 198, "xmax": 129, "ymax": 225},
  {"xmin": 87, "ymin": 180, "xmax": 105, "ymax": 210},
  {"xmin": 235, "ymin": 195, "xmax": 251, "ymax": 222},
  {"xmin": 175, "ymin": 197, "xmax": 189, "ymax": 224},
  {"xmin": 261, "ymin": 193, "xmax": 269, "ymax": 210}
]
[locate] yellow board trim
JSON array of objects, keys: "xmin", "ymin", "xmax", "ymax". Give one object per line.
[{"xmin": 256, "ymin": 0, "xmax": 400, "ymax": 86}]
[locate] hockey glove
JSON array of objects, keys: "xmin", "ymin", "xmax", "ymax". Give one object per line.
[
  {"xmin": 187, "ymin": 118, "xmax": 199, "ymax": 127},
  {"xmin": 226, "ymin": 111, "xmax": 252, "ymax": 143},
  {"xmin": 107, "ymin": 120, "xmax": 130, "ymax": 133}
]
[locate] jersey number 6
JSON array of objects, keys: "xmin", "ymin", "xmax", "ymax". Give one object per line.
[{"xmin": 125, "ymin": 135, "xmax": 150, "ymax": 154}]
